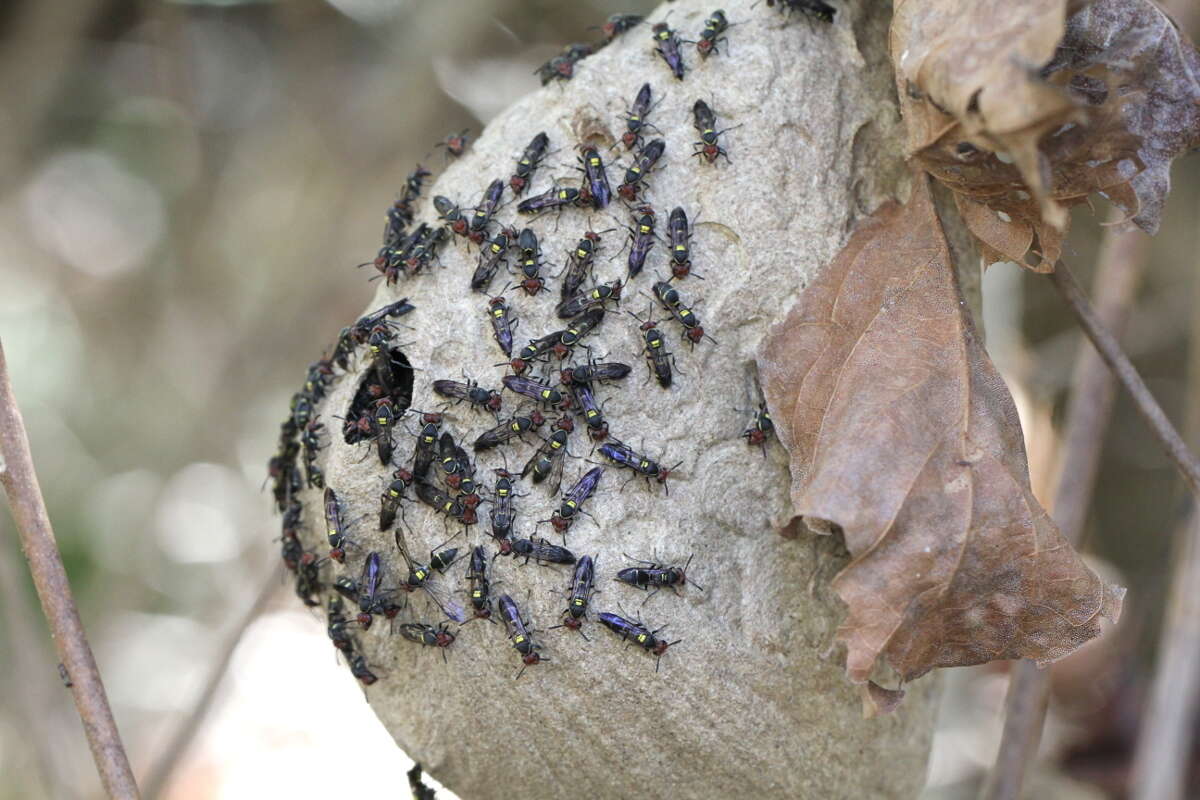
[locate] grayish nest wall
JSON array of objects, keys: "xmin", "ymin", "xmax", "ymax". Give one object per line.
[{"xmin": 289, "ymin": 1, "xmax": 941, "ymax": 797}]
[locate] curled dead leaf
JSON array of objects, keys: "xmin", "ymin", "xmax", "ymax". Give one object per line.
[
  {"xmin": 862, "ymin": 681, "xmax": 907, "ymax": 718},
  {"xmin": 892, "ymin": 0, "xmax": 1200, "ymax": 270},
  {"xmin": 757, "ymin": 175, "xmax": 1123, "ymax": 689}
]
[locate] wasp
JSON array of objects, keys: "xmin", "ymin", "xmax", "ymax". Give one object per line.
[
  {"xmin": 301, "ymin": 419, "xmax": 325, "ymax": 490},
  {"xmin": 696, "ymin": 10, "xmax": 730, "ymax": 58},
  {"xmin": 692, "ymin": 99, "xmax": 741, "ymax": 164},
  {"xmin": 742, "ymin": 400, "xmax": 775, "ymax": 456},
  {"xmin": 324, "ymin": 487, "xmax": 355, "ymax": 563},
  {"xmin": 517, "ymin": 185, "xmax": 582, "ymax": 216},
  {"xmin": 465, "ymin": 545, "xmax": 495, "ymax": 620},
  {"xmin": 488, "ymin": 469, "xmax": 520, "ymax": 549},
  {"xmin": 303, "ymin": 357, "xmax": 335, "ymax": 402},
  {"xmin": 395, "ymin": 530, "xmax": 468, "ymax": 623},
  {"xmin": 333, "ymin": 575, "xmax": 360, "ymax": 606},
  {"xmin": 561, "ymin": 229, "xmax": 611, "ymax": 300},
  {"xmin": 571, "ymin": 381, "xmax": 609, "ymax": 441},
  {"xmin": 601, "ymin": 13, "xmax": 643, "ymax": 41},
  {"xmin": 616, "ymin": 553, "xmax": 704, "ymax": 602},
  {"xmin": 375, "ymin": 223, "xmax": 434, "ymax": 282},
  {"xmin": 560, "ymin": 360, "xmax": 632, "ymax": 386},
  {"xmin": 437, "ymin": 128, "xmax": 470, "ymax": 158},
  {"xmin": 666, "ymin": 206, "xmax": 698, "ymax": 279},
  {"xmin": 354, "ymin": 550, "xmax": 395, "ymax": 628},
  {"xmin": 549, "ymin": 466, "xmax": 603, "ymax": 535},
  {"xmin": 433, "ymin": 378, "xmax": 502, "ymax": 413},
  {"xmin": 400, "ymin": 224, "xmax": 447, "ymax": 276},
  {"xmin": 294, "ymin": 551, "xmax": 323, "ymax": 607},
  {"xmin": 267, "ymin": 433, "xmax": 301, "ymax": 512},
  {"xmin": 486, "ymin": 294, "xmax": 518, "ymax": 358},
  {"xmin": 326, "ymin": 595, "xmax": 355, "ymax": 654},
  {"xmin": 349, "ymin": 654, "xmax": 379, "ymax": 685},
  {"xmin": 617, "ymin": 138, "xmax": 665, "ymax": 202},
  {"xmin": 577, "ymin": 145, "xmax": 612, "ymax": 209},
  {"xmin": 505, "ymin": 328, "xmax": 566, "ymax": 374},
  {"xmin": 331, "ymin": 326, "xmax": 357, "ymax": 372},
  {"xmin": 341, "ymin": 411, "xmax": 373, "ymax": 448},
  {"xmin": 515, "ymin": 228, "xmax": 549, "ymax": 296},
  {"xmin": 505, "ymin": 538, "xmax": 577, "ymax": 566},
  {"xmin": 466, "ymin": 179, "xmax": 505, "ymax": 244},
  {"xmin": 597, "ymin": 612, "xmax": 681, "ymax": 672},
  {"xmin": 398, "ymin": 623, "xmax": 456, "ymax": 661},
  {"xmin": 510, "ymin": 132, "xmax": 550, "ymax": 195},
  {"xmin": 382, "ymin": 207, "xmax": 408, "ymax": 251},
  {"xmin": 535, "ymin": 42, "xmax": 594, "ymax": 85},
  {"xmin": 522, "ymin": 426, "xmax": 571, "ymax": 488},
  {"xmin": 290, "ymin": 392, "xmax": 314, "ymax": 430},
  {"xmin": 412, "ymin": 412, "xmax": 442, "ymax": 478},
  {"xmin": 280, "ymin": 496, "xmax": 302, "ymax": 537},
  {"xmin": 502, "ymin": 375, "xmax": 567, "ymax": 409},
  {"xmin": 652, "ymin": 280, "xmax": 716, "ymax": 346},
  {"xmin": 415, "ymin": 480, "xmax": 469, "ymax": 526},
  {"xmin": 438, "ymin": 431, "xmax": 477, "ymax": 494},
  {"xmin": 385, "ymin": 164, "xmax": 432, "ymax": 243},
  {"xmin": 430, "ymin": 546, "xmax": 460, "ymax": 573},
  {"xmin": 651, "ymin": 22, "xmax": 685, "ymax": 80},
  {"xmin": 629, "ymin": 307, "xmax": 677, "ymax": 388},
  {"xmin": 556, "ymin": 280, "xmax": 622, "ymax": 319},
  {"xmin": 619, "ymin": 83, "xmax": 660, "ymax": 150},
  {"xmin": 409, "ymin": 765, "xmax": 437, "ymax": 800},
  {"xmin": 434, "ymin": 195, "xmax": 469, "ymax": 238},
  {"xmin": 498, "ymin": 594, "xmax": 547, "ymax": 678},
  {"xmin": 473, "ymin": 410, "xmax": 547, "ymax": 451},
  {"xmin": 558, "ymin": 307, "xmax": 606, "ymax": 352},
  {"xmin": 281, "ymin": 527, "xmax": 304, "ymax": 574},
  {"xmin": 368, "ymin": 397, "xmax": 397, "ymax": 465},
  {"xmin": 597, "ymin": 438, "xmax": 682, "ymax": 493},
  {"xmin": 351, "ymin": 299, "xmax": 416, "ymax": 344},
  {"xmin": 622, "ymin": 205, "xmax": 658, "ymax": 278},
  {"xmin": 366, "ymin": 325, "xmax": 402, "ymax": 396},
  {"xmin": 551, "ymin": 555, "xmax": 597, "ymax": 638},
  {"xmin": 471, "ymin": 227, "xmax": 515, "ymax": 292},
  {"xmin": 379, "ymin": 467, "xmax": 414, "ymax": 531}
]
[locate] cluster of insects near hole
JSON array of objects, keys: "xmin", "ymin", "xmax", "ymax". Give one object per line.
[{"xmin": 269, "ymin": 1, "xmax": 833, "ymax": 688}]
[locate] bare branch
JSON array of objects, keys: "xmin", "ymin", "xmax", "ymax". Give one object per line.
[
  {"xmin": 1048, "ymin": 262, "xmax": 1200, "ymax": 494},
  {"xmin": 982, "ymin": 223, "xmax": 1151, "ymax": 800},
  {"xmin": 1132, "ymin": 511, "xmax": 1200, "ymax": 800},
  {"xmin": 0, "ymin": 338, "xmax": 140, "ymax": 799},
  {"xmin": 981, "ymin": 659, "xmax": 1053, "ymax": 800}
]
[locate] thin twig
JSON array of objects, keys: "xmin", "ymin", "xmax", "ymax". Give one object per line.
[
  {"xmin": 1130, "ymin": 130, "xmax": 1200, "ymax": 798},
  {"xmin": 1131, "ymin": 511, "xmax": 1200, "ymax": 800},
  {"xmin": 982, "ymin": 659, "xmax": 1053, "ymax": 800},
  {"xmin": 0, "ymin": 516, "xmax": 72, "ymax": 797},
  {"xmin": 1050, "ymin": 241, "xmax": 1153, "ymax": 539},
  {"xmin": 981, "ymin": 224, "xmax": 1150, "ymax": 800},
  {"xmin": 0, "ymin": 338, "xmax": 140, "ymax": 800},
  {"xmin": 141, "ymin": 563, "xmax": 283, "ymax": 800},
  {"xmin": 1048, "ymin": 262, "xmax": 1200, "ymax": 495}
]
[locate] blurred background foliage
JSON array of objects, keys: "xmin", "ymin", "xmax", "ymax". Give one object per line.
[{"xmin": 0, "ymin": 0, "xmax": 1195, "ymax": 798}]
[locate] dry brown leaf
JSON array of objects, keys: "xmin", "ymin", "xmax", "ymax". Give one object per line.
[
  {"xmin": 757, "ymin": 176, "xmax": 1123, "ymax": 688},
  {"xmin": 1050, "ymin": 0, "xmax": 1200, "ymax": 234},
  {"xmin": 953, "ymin": 194, "xmax": 1035, "ymax": 267},
  {"xmin": 861, "ymin": 681, "xmax": 906, "ymax": 718},
  {"xmin": 892, "ymin": 0, "xmax": 1200, "ymax": 270}
]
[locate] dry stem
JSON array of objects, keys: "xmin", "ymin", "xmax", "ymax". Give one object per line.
[
  {"xmin": 0, "ymin": 338, "xmax": 140, "ymax": 799},
  {"xmin": 981, "ymin": 225, "xmax": 1150, "ymax": 800},
  {"xmin": 1048, "ymin": 263, "xmax": 1200, "ymax": 494}
]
